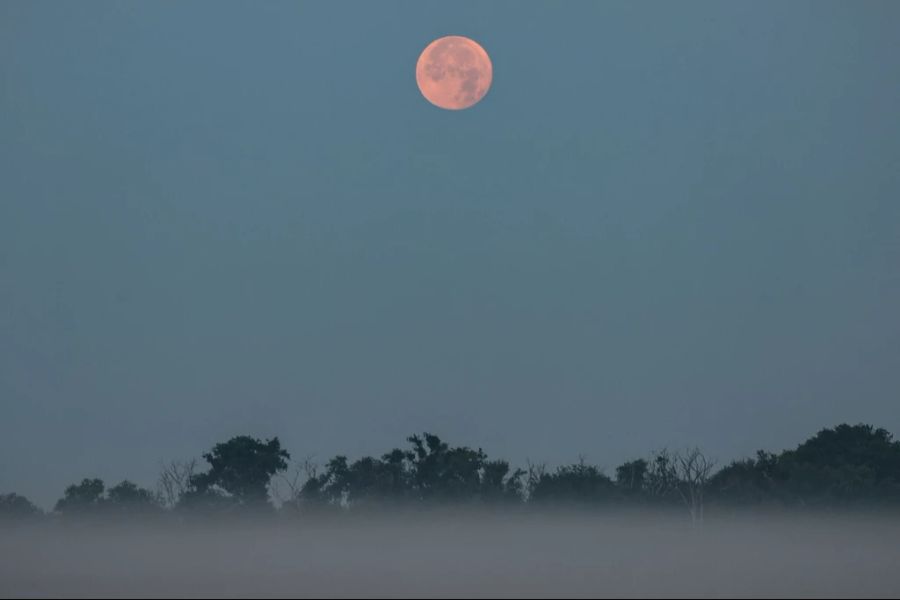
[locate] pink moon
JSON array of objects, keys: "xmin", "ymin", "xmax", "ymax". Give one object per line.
[{"xmin": 416, "ymin": 36, "xmax": 493, "ymax": 110}]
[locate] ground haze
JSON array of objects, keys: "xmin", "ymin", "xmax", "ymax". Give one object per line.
[{"xmin": 3, "ymin": 511, "xmax": 899, "ymax": 598}]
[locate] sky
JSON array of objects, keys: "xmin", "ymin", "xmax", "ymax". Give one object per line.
[{"xmin": 1, "ymin": 1, "xmax": 899, "ymax": 507}]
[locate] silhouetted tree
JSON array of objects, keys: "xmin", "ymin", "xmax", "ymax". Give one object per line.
[
  {"xmin": 24, "ymin": 422, "xmax": 900, "ymax": 521},
  {"xmin": 190, "ymin": 436, "xmax": 290, "ymax": 508},
  {"xmin": 481, "ymin": 459, "xmax": 526, "ymax": 504},
  {"xmin": 674, "ymin": 448, "xmax": 716, "ymax": 524},
  {"xmin": 777, "ymin": 424, "xmax": 900, "ymax": 505},
  {"xmin": 645, "ymin": 450, "xmax": 679, "ymax": 504},
  {"xmin": 528, "ymin": 458, "xmax": 616, "ymax": 506},
  {"xmin": 303, "ymin": 452, "xmax": 413, "ymax": 509},
  {"xmin": 709, "ymin": 451, "xmax": 781, "ymax": 506},
  {"xmin": 708, "ymin": 424, "xmax": 900, "ymax": 507},
  {"xmin": 408, "ymin": 433, "xmax": 489, "ymax": 503},
  {"xmin": 615, "ymin": 459, "xmax": 649, "ymax": 497},
  {"xmin": 0, "ymin": 493, "xmax": 41, "ymax": 520},
  {"xmin": 53, "ymin": 479, "xmax": 160, "ymax": 517},
  {"xmin": 55, "ymin": 478, "xmax": 105, "ymax": 515},
  {"xmin": 105, "ymin": 481, "xmax": 162, "ymax": 514},
  {"xmin": 300, "ymin": 433, "xmax": 523, "ymax": 509}
]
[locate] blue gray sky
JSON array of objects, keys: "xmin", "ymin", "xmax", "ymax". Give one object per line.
[{"xmin": 2, "ymin": 1, "xmax": 899, "ymax": 507}]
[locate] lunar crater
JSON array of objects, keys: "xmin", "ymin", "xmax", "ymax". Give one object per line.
[{"xmin": 416, "ymin": 36, "xmax": 492, "ymax": 110}]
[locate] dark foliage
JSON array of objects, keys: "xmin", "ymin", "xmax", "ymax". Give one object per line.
[
  {"xmin": 528, "ymin": 460, "xmax": 616, "ymax": 506},
  {"xmin": 6, "ymin": 422, "xmax": 896, "ymax": 522},
  {"xmin": 0, "ymin": 493, "xmax": 41, "ymax": 519},
  {"xmin": 300, "ymin": 433, "xmax": 524, "ymax": 509},
  {"xmin": 190, "ymin": 436, "xmax": 290, "ymax": 509},
  {"xmin": 615, "ymin": 459, "xmax": 649, "ymax": 496},
  {"xmin": 709, "ymin": 424, "xmax": 900, "ymax": 507},
  {"xmin": 54, "ymin": 479, "xmax": 161, "ymax": 516},
  {"xmin": 54, "ymin": 478, "xmax": 106, "ymax": 515}
]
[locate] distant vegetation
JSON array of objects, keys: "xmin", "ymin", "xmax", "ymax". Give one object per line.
[{"xmin": 3, "ymin": 424, "xmax": 900, "ymax": 524}]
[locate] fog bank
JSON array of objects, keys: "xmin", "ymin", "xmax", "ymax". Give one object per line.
[{"xmin": 3, "ymin": 511, "xmax": 899, "ymax": 598}]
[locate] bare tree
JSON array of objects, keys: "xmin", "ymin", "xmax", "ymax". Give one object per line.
[
  {"xmin": 644, "ymin": 448, "xmax": 716, "ymax": 524},
  {"xmin": 156, "ymin": 459, "xmax": 197, "ymax": 509},
  {"xmin": 524, "ymin": 460, "xmax": 547, "ymax": 501},
  {"xmin": 674, "ymin": 448, "xmax": 716, "ymax": 525},
  {"xmin": 272, "ymin": 456, "xmax": 318, "ymax": 511}
]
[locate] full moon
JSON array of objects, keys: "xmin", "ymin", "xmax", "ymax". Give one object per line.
[{"xmin": 416, "ymin": 36, "xmax": 493, "ymax": 110}]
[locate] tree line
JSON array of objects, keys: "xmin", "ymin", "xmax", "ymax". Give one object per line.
[{"xmin": 3, "ymin": 423, "xmax": 900, "ymax": 523}]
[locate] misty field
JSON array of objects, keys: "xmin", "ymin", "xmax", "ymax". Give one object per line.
[{"xmin": 2, "ymin": 511, "xmax": 899, "ymax": 598}]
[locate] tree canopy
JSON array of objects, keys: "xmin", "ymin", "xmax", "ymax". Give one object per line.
[
  {"xmin": 298, "ymin": 433, "xmax": 524, "ymax": 510},
  {"xmin": 53, "ymin": 479, "xmax": 160, "ymax": 517},
  {"xmin": 0, "ymin": 493, "xmax": 41, "ymax": 520},
  {"xmin": 189, "ymin": 436, "xmax": 290, "ymax": 509},
  {"xmin": 5, "ymin": 422, "xmax": 900, "ymax": 522}
]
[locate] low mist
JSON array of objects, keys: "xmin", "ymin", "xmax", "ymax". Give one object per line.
[{"xmin": 3, "ymin": 510, "xmax": 900, "ymax": 598}]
